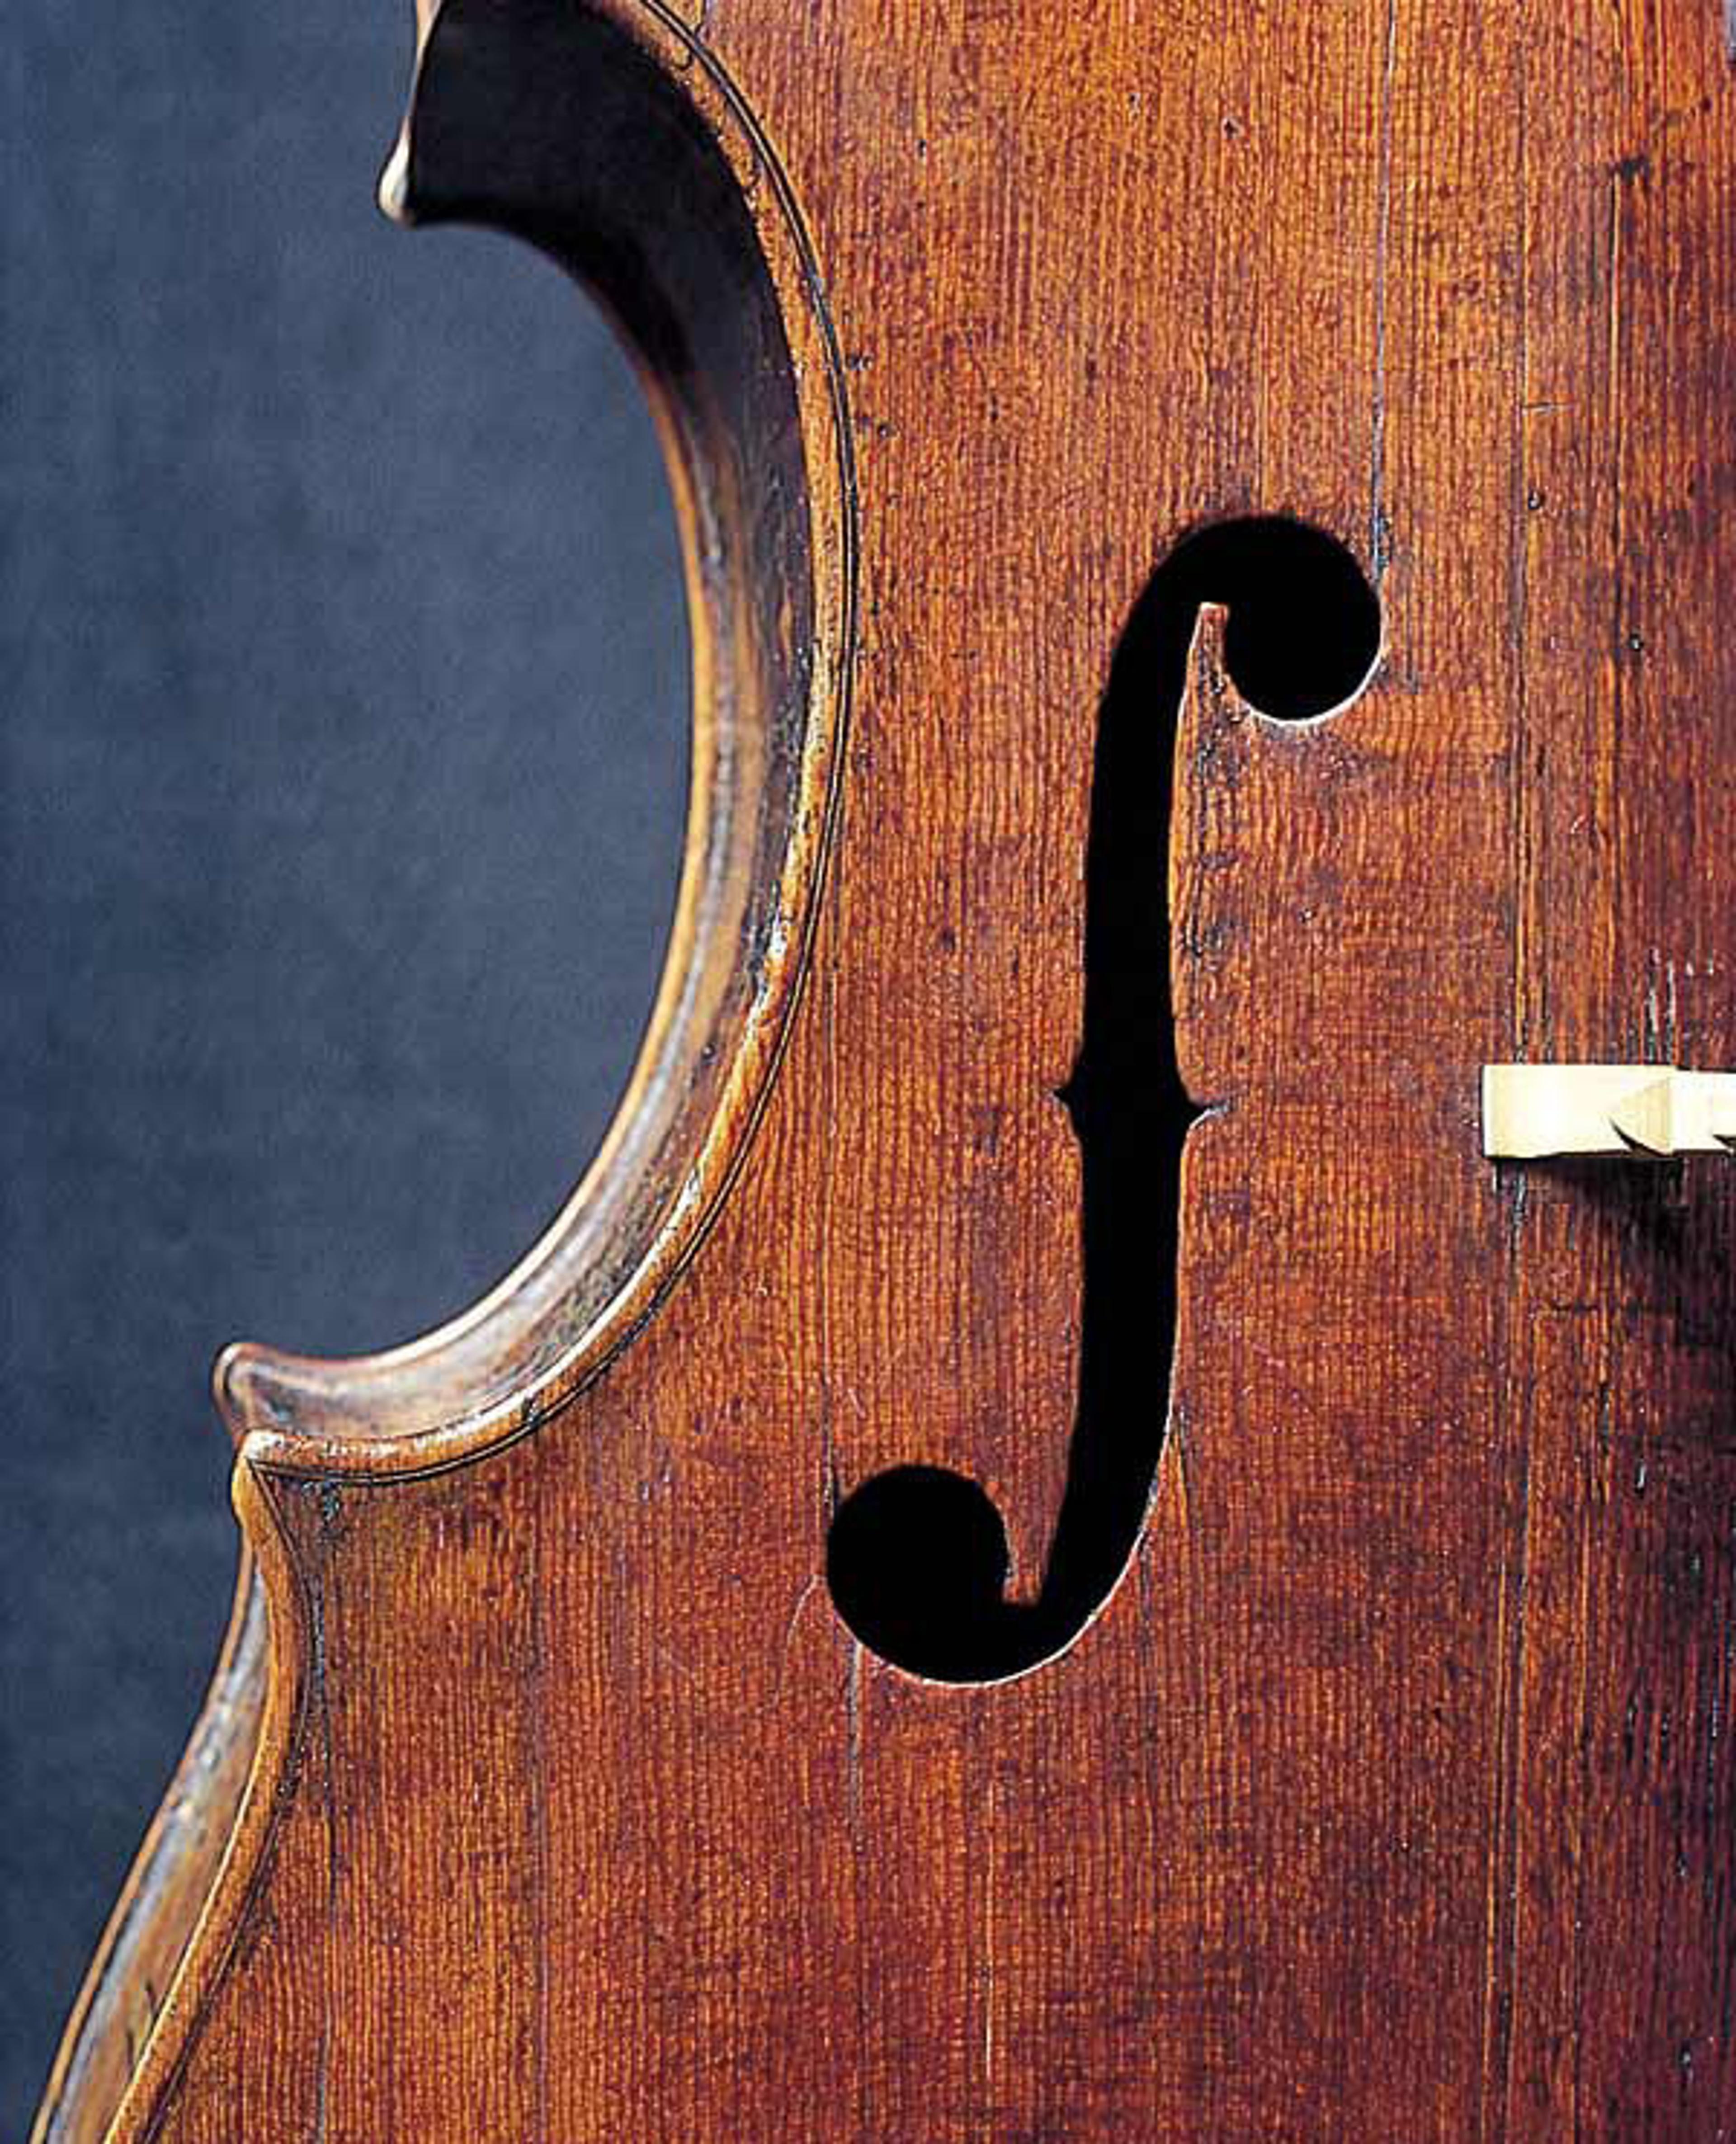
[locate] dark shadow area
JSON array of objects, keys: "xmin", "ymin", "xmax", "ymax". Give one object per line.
[{"xmin": 826, "ymin": 516, "xmax": 1381, "ymax": 1681}]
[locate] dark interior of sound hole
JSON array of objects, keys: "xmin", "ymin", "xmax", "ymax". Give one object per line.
[{"xmin": 826, "ymin": 515, "xmax": 1381, "ymax": 1682}]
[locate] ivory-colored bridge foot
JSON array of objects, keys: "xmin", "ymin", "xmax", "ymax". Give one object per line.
[{"xmin": 1482, "ymin": 1064, "xmax": 1736, "ymax": 1160}]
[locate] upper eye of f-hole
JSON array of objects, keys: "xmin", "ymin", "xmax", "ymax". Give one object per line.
[{"xmin": 825, "ymin": 515, "xmax": 1381, "ymax": 1684}]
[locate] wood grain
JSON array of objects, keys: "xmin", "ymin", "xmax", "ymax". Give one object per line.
[{"xmin": 34, "ymin": 0, "xmax": 1736, "ymax": 2135}]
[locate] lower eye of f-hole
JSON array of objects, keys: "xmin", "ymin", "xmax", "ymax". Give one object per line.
[{"xmin": 825, "ymin": 515, "xmax": 1381, "ymax": 1683}]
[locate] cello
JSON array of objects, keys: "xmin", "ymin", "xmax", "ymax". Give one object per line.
[{"xmin": 31, "ymin": 0, "xmax": 1736, "ymax": 2135}]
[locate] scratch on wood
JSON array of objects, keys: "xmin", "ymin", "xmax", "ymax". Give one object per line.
[
  {"xmin": 654, "ymin": 1643, "xmax": 704, "ymax": 1688},
  {"xmin": 1604, "ymin": 152, "xmax": 1625, "ymax": 588},
  {"xmin": 1170, "ymin": 1405, "xmax": 1193, "ymax": 1533},
  {"xmin": 819, "ymin": 1398, "xmax": 839, "ymax": 1524},
  {"xmin": 309, "ymin": 2014, "xmax": 330, "ymax": 2144},
  {"xmin": 1505, "ymin": 1169, "xmax": 1529, "ymax": 1251},
  {"xmin": 846, "ymin": 1643, "xmax": 863, "ymax": 1837},
  {"xmin": 772, "ymin": 1573, "xmax": 821, "ymax": 1702}
]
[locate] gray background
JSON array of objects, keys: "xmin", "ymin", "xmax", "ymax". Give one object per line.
[{"xmin": 2, "ymin": 1, "xmax": 687, "ymax": 2127}]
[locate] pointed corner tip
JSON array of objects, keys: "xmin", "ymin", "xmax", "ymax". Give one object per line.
[
  {"xmin": 378, "ymin": 0, "xmax": 447, "ymax": 227},
  {"xmin": 377, "ymin": 131, "xmax": 413, "ymax": 226},
  {"xmin": 212, "ymin": 1339, "xmax": 260, "ymax": 1448}
]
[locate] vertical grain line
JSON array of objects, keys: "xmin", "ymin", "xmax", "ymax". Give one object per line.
[
  {"xmin": 1507, "ymin": 55, "xmax": 1533, "ymax": 1065},
  {"xmin": 1368, "ymin": 0, "xmax": 1401, "ymax": 583},
  {"xmin": 528, "ymin": 1480, "xmax": 551, "ymax": 2144}
]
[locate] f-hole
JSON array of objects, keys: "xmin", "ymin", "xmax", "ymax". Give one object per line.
[{"xmin": 826, "ymin": 515, "xmax": 1381, "ymax": 1682}]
